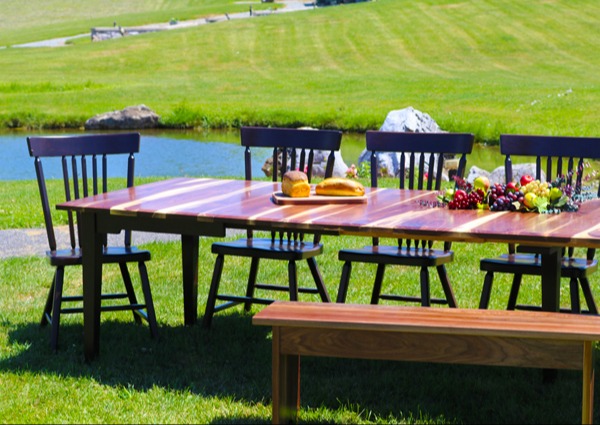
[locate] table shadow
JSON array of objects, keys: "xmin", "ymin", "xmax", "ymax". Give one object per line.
[{"xmin": 1, "ymin": 312, "xmax": 594, "ymax": 424}]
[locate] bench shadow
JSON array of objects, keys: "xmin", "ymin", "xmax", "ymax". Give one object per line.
[{"xmin": 1, "ymin": 313, "xmax": 596, "ymax": 424}]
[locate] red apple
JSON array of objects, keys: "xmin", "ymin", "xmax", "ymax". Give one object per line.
[
  {"xmin": 520, "ymin": 175, "xmax": 534, "ymax": 187},
  {"xmin": 505, "ymin": 182, "xmax": 518, "ymax": 194}
]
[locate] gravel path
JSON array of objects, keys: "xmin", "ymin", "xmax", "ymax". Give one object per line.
[
  {"xmin": 0, "ymin": 226, "xmax": 181, "ymax": 259},
  {"xmin": 0, "ymin": 226, "xmax": 245, "ymax": 259},
  {"xmin": 11, "ymin": 1, "xmax": 315, "ymax": 48}
]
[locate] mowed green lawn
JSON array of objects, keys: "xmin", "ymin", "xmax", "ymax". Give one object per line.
[{"xmin": 1, "ymin": 0, "xmax": 599, "ymax": 142}]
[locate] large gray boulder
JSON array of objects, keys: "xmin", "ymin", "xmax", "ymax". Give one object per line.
[
  {"xmin": 85, "ymin": 105, "xmax": 160, "ymax": 130},
  {"xmin": 358, "ymin": 107, "xmax": 448, "ymax": 178},
  {"xmin": 379, "ymin": 106, "xmax": 443, "ymax": 133}
]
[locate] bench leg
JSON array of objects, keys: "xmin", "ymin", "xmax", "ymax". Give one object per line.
[
  {"xmin": 272, "ymin": 327, "xmax": 300, "ymax": 424},
  {"xmin": 582, "ymin": 341, "xmax": 595, "ymax": 424}
]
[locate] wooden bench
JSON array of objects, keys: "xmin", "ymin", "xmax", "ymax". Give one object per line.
[{"xmin": 252, "ymin": 301, "xmax": 600, "ymax": 424}]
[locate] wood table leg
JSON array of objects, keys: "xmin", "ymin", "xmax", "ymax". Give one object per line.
[
  {"xmin": 181, "ymin": 235, "xmax": 199, "ymax": 326},
  {"xmin": 81, "ymin": 211, "xmax": 103, "ymax": 362},
  {"xmin": 541, "ymin": 246, "xmax": 562, "ymax": 312},
  {"xmin": 272, "ymin": 327, "xmax": 300, "ymax": 424},
  {"xmin": 541, "ymin": 246, "xmax": 562, "ymax": 383},
  {"xmin": 582, "ymin": 341, "xmax": 595, "ymax": 424}
]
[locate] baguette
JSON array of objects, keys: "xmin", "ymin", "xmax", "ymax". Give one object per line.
[
  {"xmin": 315, "ymin": 178, "xmax": 365, "ymax": 197},
  {"xmin": 281, "ymin": 170, "xmax": 311, "ymax": 198}
]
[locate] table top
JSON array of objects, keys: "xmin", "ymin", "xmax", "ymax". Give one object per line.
[{"xmin": 57, "ymin": 177, "xmax": 600, "ymax": 248}]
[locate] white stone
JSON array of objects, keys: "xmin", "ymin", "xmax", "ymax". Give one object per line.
[{"xmin": 358, "ymin": 107, "xmax": 445, "ymax": 177}]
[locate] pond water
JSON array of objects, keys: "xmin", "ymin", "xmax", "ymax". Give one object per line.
[{"xmin": 0, "ymin": 129, "xmax": 502, "ymax": 181}]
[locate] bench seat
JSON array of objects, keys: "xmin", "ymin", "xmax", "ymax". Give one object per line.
[{"xmin": 253, "ymin": 301, "xmax": 600, "ymax": 424}]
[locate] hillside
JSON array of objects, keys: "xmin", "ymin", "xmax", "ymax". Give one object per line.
[{"xmin": 1, "ymin": 0, "xmax": 599, "ymax": 142}]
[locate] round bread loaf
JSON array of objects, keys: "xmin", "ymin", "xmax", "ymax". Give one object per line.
[
  {"xmin": 282, "ymin": 170, "xmax": 311, "ymax": 198},
  {"xmin": 315, "ymin": 178, "xmax": 365, "ymax": 197}
]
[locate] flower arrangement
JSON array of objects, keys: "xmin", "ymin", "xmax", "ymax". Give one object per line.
[
  {"xmin": 345, "ymin": 162, "xmax": 371, "ymax": 179},
  {"xmin": 435, "ymin": 174, "xmax": 592, "ymax": 213},
  {"xmin": 345, "ymin": 164, "xmax": 358, "ymax": 179}
]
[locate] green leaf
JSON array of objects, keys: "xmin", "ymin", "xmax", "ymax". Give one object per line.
[
  {"xmin": 534, "ymin": 196, "xmax": 549, "ymax": 213},
  {"xmin": 553, "ymin": 195, "xmax": 568, "ymax": 208}
]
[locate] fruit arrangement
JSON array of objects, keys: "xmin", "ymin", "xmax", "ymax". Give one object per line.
[{"xmin": 436, "ymin": 174, "xmax": 588, "ymax": 213}]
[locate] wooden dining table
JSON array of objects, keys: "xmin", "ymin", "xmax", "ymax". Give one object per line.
[{"xmin": 56, "ymin": 177, "xmax": 600, "ymax": 361}]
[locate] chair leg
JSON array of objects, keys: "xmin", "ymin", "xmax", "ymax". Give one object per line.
[
  {"xmin": 506, "ymin": 274, "xmax": 523, "ymax": 310},
  {"xmin": 479, "ymin": 271, "xmax": 494, "ymax": 309},
  {"xmin": 288, "ymin": 261, "xmax": 298, "ymax": 301},
  {"xmin": 436, "ymin": 265, "xmax": 457, "ymax": 307},
  {"xmin": 203, "ymin": 254, "xmax": 224, "ymax": 329},
  {"xmin": 244, "ymin": 257, "xmax": 260, "ymax": 312},
  {"xmin": 41, "ymin": 272, "xmax": 57, "ymax": 326},
  {"xmin": 336, "ymin": 261, "xmax": 352, "ymax": 303},
  {"xmin": 420, "ymin": 267, "xmax": 431, "ymax": 307},
  {"xmin": 138, "ymin": 261, "xmax": 159, "ymax": 339},
  {"xmin": 569, "ymin": 277, "xmax": 582, "ymax": 314},
  {"xmin": 50, "ymin": 266, "xmax": 65, "ymax": 352},
  {"xmin": 119, "ymin": 262, "xmax": 142, "ymax": 325},
  {"xmin": 580, "ymin": 277, "xmax": 599, "ymax": 314},
  {"xmin": 306, "ymin": 258, "xmax": 330, "ymax": 302},
  {"xmin": 370, "ymin": 264, "xmax": 386, "ymax": 304}
]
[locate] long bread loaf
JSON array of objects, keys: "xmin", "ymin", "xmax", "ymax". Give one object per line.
[{"xmin": 315, "ymin": 178, "xmax": 365, "ymax": 197}]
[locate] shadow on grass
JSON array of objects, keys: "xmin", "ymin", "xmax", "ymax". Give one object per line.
[{"xmin": 2, "ymin": 311, "xmax": 597, "ymax": 424}]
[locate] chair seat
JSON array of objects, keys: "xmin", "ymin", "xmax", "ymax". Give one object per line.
[
  {"xmin": 479, "ymin": 253, "xmax": 599, "ymax": 314},
  {"xmin": 212, "ymin": 238, "xmax": 323, "ymax": 261},
  {"xmin": 47, "ymin": 246, "xmax": 151, "ymax": 267},
  {"xmin": 338, "ymin": 245, "xmax": 453, "ymax": 267},
  {"xmin": 480, "ymin": 253, "xmax": 597, "ymax": 277}
]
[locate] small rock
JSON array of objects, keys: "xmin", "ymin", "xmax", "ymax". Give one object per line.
[{"xmin": 468, "ymin": 163, "xmax": 545, "ymax": 185}]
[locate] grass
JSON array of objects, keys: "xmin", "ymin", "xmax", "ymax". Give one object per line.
[
  {"xmin": 1, "ymin": 0, "xmax": 599, "ymax": 143},
  {"xmin": 1, "ymin": 178, "xmax": 600, "ymax": 423},
  {"xmin": 1, "ymin": 233, "xmax": 597, "ymax": 423}
]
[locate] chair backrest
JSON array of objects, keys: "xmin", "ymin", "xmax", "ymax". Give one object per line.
[
  {"xmin": 27, "ymin": 132, "xmax": 141, "ymax": 252},
  {"xmin": 500, "ymin": 134, "xmax": 600, "ymax": 258},
  {"xmin": 240, "ymin": 126, "xmax": 343, "ymax": 242},
  {"xmin": 240, "ymin": 126, "xmax": 342, "ymax": 182},
  {"xmin": 366, "ymin": 131, "xmax": 475, "ymax": 189},
  {"xmin": 366, "ymin": 130, "xmax": 475, "ymax": 249},
  {"xmin": 501, "ymin": 134, "xmax": 600, "ymax": 195}
]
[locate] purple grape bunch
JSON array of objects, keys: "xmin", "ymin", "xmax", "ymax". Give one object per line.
[{"xmin": 487, "ymin": 183, "xmax": 524, "ymax": 211}]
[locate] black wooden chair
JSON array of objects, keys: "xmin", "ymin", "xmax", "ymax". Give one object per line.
[
  {"xmin": 202, "ymin": 126, "xmax": 342, "ymax": 328},
  {"xmin": 478, "ymin": 134, "xmax": 600, "ymax": 314},
  {"xmin": 336, "ymin": 131, "xmax": 475, "ymax": 306},
  {"xmin": 27, "ymin": 133, "xmax": 159, "ymax": 351}
]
